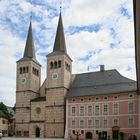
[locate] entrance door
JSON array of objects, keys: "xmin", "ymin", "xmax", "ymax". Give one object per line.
[
  {"xmin": 35, "ymin": 127, "xmax": 40, "ymax": 137},
  {"xmin": 86, "ymin": 132, "xmax": 93, "ymax": 139},
  {"xmin": 113, "ymin": 130, "xmax": 119, "ymax": 140},
  {"xmin": 112, "ymin": 126, "xmax": 120, "ymax": 140}
]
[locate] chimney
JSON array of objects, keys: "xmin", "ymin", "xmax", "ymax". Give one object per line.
[{"xmin": 100, "ymin": 65, "xmax": 105, "ymax": 72}]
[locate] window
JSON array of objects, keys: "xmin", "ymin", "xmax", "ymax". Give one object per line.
[
  {"xmin": 58, "ymin": 61, "xmax": 61, "ymax": 68},
  {"xmin": 80, "ymin": 106, "xmax": 85, "ymax": 116},
  {"xmin": 103, "ymin": 104, "xmax": 108, "ymax": 115},
  {"xmin": 80, "ymin": 120, "xmax": 84, "ymax": 128},
  {"xmin": 16, "ymin": 131, "xmax": 21, "ymax": 136},
  {"xmin": 129, "ymin": 117, "xmax": 134, "ymax": 128},
  {"xmin": 2, "ymin": 120, "xmax": 5, "ymax": 124},
  {"xmin": 114, "ymin": 95, "xmax": 118, "ymax": 99},
  {"xmin": 50, "ymin": 62, "xmax": 53, "ymax": 69},
  {"xmin": 72, "ymin": 98, "xmax": 76, "ymax": 102},
  {"xmin": 20, "ymin": 67, "xmax": 22, "ymax": 74},
  {"xmin": 113, "ymin": 118, "xmax": 119, "ymax": 126},
  {"xmin": 24, "ymin": 131, "xmax": 29, "ymax": 137},
  {"xmin": 81, "ymin": 130, "xmax": 84, "ymax": 134},
  {"xmin": 54, "ymin": 61, "xmax": 57, "ymax": 68},
  {"xmin": 95, "ymin": 104, "xmax": 100, "ymax": 115},
  {"xmin": 72, "ymin": 130, "xmax": 75, "ymax": 134},
  {"xmin": 129, "ymin": 94, "xmax": 134, "ymax": 98},
  {"xmin": 72, "ymin": 119, "xmax": 76, "ymax": 128},
  {"xmin": 129, "ymin": 102, "xmax": 134, "ymax": 114},
  {"xmin": 72, "ymin": 106, "xmax": 76, "ymax": 116},
  {"xmin": 95, "ymin": 119, "xmax": 99, "ymax": 128},
  {"xmin": 104, "ymin": 96, "xmax": 108, "ymax": 100},
  {"xmin": 95, "ymin": 97, "xmax": 99, "ymax": 101},
  {"xmin": 88, "ymin": 98, "xmax": 92, "ymax": 101},
  {"xmin": 113, "ymin": 103, "xmax": 119, "ymax": 114},
  {"xmin": 80, "ymin": 98, "xmax": 84, "ymax": 102},
  {"xmin": 103, "ymin": 119, "xmax": 108, "ymax": 128},
  {"xmin": 88, "ymin": 119, "xmax": 92, "ymax": 128},
  {"xmin": 88, "ymin": 105, "xmax": 92, "ymax": 116}
]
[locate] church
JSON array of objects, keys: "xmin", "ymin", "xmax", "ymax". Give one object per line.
[{"xmin": 15, "ymin": 2, "xmax": 140, "ymax": 139}]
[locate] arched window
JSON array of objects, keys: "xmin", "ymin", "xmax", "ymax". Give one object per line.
[
  {"xmin": 32, "ymin": 67, "xmax": 34, "ymax": 74},
  {"xmin": 26, "ymin": 66, "xmax": 29, "ymax": 73},
  {"xmin": 58, "ymin": 61, "xmax": 61, "ymax": 68},
  {"xmin": 23, "ymin": 67, "xmax": 26, "ymax": 73},
  {"xmin": 54, "ymin": 61, "xmax": 57, "ymax": 68},
  {"xmin": 20, "ymin": 67, "xmax": 22, "ymax": 74},
  {"xmin": 36, "ymin": 70, "xmax": 39, "ymax": 76},
  {"xmin": 50, "ymin": 62, "xmax": 53, "ymax": 69},
  {"xmin": 34, "ymin": 69, "xmax": 37, "ymax": 75}
]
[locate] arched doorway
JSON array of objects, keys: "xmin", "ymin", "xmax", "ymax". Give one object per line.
[
  {"xmin": 86, "ymin": 132, "xmax": 93, "ymax": 139},
  {"xmin": 35, "ymin": 127, "xmax": 40, "ymax": 137},
  {"xmin": 112, "ymin": 126, "xmax": 120, "ymax": 140}
]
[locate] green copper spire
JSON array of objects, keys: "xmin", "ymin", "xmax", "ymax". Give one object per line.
[
  {"xmin": 23, "ymin": 21, "xmax": 36, "ymax": 59},
  {"xmin": 53, "ymin": 13, "xmax": 67, "ymax": 53}
]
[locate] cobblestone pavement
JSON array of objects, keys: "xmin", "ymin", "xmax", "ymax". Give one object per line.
[{"xmin": 2, "ymin": 137, "xmax": 67, "ymax": 140}]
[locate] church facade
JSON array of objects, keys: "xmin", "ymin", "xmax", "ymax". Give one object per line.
[{"xmin": 15, "ymin": 11, "xmax": 140, "ymax": 140}]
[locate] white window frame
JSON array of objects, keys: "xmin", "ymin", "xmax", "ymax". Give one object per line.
[
  {"xmin": 113, "ymin": 117, "xmax": 119, "ymax": 126},
  {"xmin": 95, "ymin": 119, "xmax": 100, "ymax": 128},
  {"xmin": 80, "ymin": 119, "xmax": 84, "ymax": 129},
  {"xmin": 103, "ymin": 104, "xmax": 108, "ymax": 115},
  {"xmin": 71, "ymin": 106, "xmax": 76, "ymax": 116},
  {"xmin": 128, "ymin": 101, "xmax": 134, "ymax": 114},
  {"xmin": 88, "ymin": 105, "xmax": 92, "ymax": 116},
  {"xmin": 128, "ymin": 116, "xmax": 134, "ymax": 128},
  {"xmin": 80, "ymin": 105, "xmax": 85, "ymax": 116},
  {"xmin": 103, "ymin": 118, "xmax": 108, "ymax": 128},
  {"xmin": 113, "ymin": 103, "xmax": 119, "ymax": 115},
  {"xmin": 94, "ymin": 104, "xmax": 100, "ymax": 115},
  {"xmin": 72, "ymin": 119, "xmax": 76, "ymax": 128},
  {"xmin": 88, "ymin": 119, "xmax": 92, "ymax": 128}
]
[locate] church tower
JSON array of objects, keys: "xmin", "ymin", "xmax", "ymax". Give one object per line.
[
  {"xmin": 45, "ymin": 13, "xmax": 72, "ymax": 138},
  {"xmin": 15, "ymin": 22, "xmax": 41, "ymax": 136}
]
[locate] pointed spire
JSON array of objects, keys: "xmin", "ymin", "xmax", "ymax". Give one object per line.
[
  {"xmin": 23, "ymin": 21, "xmax": 36, "ymax": 59},
  {"xmin": 53, "ymin": 13, "xmax": 67, "ymax": 53}
]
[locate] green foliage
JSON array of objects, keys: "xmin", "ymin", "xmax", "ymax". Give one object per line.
[{"xmin": 0, "ymin": 102, "xmax": 13, "ymax": 119}]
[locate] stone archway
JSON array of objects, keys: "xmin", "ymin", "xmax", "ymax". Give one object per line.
[
  {"xmin": 86, "ymin": 132, "xmax": 93, "ymax": 139},
  {"xmin": 35, "ymin": 127, "xmax": 40, "ymax": 138}
]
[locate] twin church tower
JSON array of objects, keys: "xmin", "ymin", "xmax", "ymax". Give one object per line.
[{"xmin": 16, "ymin": 13, "xmax": 72, "ymax": 137}]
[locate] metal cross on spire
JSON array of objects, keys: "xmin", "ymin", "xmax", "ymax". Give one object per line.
[{"xmin": 60, "ymin": 0, "xmax": 62, "ymax": 12}]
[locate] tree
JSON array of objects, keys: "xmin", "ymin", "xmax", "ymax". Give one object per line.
[{"xmin": 0, "ymin": 102, "xmax": 13, "ymax": 119}]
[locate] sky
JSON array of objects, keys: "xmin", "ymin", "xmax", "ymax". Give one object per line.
[{"xmin": 0, "ymin": 0, "xmax": 135, "ymax": 107}]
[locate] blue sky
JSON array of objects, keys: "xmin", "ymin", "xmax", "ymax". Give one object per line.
[{"xmin": 0, "ymin": 0, "xmax": 135, "ymax": 106}]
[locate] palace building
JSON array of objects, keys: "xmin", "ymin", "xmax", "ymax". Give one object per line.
[{"xmin": 15, "ymin": 2, "xmax": 140, "ymax": 139}]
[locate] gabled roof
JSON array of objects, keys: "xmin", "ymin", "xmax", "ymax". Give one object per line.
[{"xmin": 67, "ymin": 69, "xmax": 137, "ymax": 97}]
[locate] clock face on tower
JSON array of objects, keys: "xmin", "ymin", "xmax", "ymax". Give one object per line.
[
  {"xmin": 52, "ymin": 73, "xmax": 58, "ymax": 80},
  {"xmin": 20, "ymin": 77, "xmax": 27, "ymax": 84}
]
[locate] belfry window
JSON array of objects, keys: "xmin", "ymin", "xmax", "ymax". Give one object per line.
[
  {"xmin": 20, "ymin": 67, "xmax": 22, "ymax": 74},
  {"xmin": 58, "ymin": 60, "xmax": 61, "ymax": 68},
  {"xmin": 50, "ymin": 62, "xmax": 53, "ymax": 69},
  {"xmin": 23, "ymin": 67, "xmax": 26, "ymax": 73},
  {"xmin": 54, "ymin": 61, "xmax": 57, "ymax": 68}
]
